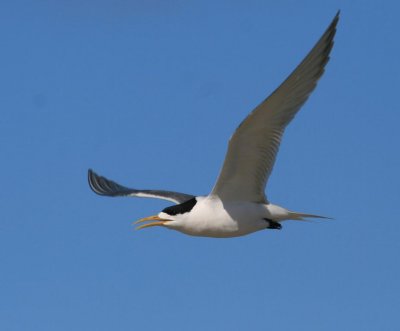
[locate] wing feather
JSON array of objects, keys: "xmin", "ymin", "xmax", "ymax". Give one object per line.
[
  {"xmin": 211, "ymin": 12, "xmax": 339, "ymax": 202},
  {"xmin": 88, "ymin": 169, "xmax": 194, "ymax": 204}
]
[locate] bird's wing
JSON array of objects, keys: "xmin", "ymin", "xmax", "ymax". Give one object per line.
[
  {"xmin": 88, "ymin": 169, "xmax": 195, "ymax": 204},
  {"xmin": 211, "ymin": 12, "xmax": 339, "ymax": 203}
]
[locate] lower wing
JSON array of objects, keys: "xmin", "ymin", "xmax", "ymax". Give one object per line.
[{"xmin": 88, "ymin": 169, "xmax": 195, "ymax": 204}]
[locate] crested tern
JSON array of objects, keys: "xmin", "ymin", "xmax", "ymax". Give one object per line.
[{"xmin": 88, "ymin": 12, "xmax": 339, "ymax": 238}]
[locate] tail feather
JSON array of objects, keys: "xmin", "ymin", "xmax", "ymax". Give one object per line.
[{"xmin": 289, "ymin": 212, "xmax": 333, "ymax": 221}]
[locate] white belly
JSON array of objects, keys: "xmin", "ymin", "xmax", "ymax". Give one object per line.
[{"xmin": 161, "ymin": 196, "xmax": 289, "ymax": 238}]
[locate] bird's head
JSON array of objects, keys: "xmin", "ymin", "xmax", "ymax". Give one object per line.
[{"xmin": 134, "ymin": 197, "xmax": 198, "ymax": 230}]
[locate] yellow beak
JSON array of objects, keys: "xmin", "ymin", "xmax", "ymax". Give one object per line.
[{"xmin": 134, "ymin": 215, "xmax": 171, "ymax": 230}]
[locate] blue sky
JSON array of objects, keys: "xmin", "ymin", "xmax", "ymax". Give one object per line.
[{"xmin": 1, "ymin": 1, "xmax": 399, "ymax": 330}]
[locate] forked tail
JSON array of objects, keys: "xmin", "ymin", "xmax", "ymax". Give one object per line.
[{"xmin": 289, "ymin": 211, "xmax": 333, "ymax": 221}]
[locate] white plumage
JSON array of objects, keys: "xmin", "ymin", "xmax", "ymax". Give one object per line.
[
  {"xmin": 88, "ymin": 12, "xmax": 339, "ymax": 238},
  {"xmin": 160, "ymin": 197, "xmax": 295, "ymax": 238}
]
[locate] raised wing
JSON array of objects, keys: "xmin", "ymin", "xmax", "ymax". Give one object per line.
[
  {"xmin": 211, "ymin": 12, "xmax": 339, "ymax": 203},
  {"xmin": 88, "ymin": 169, "xmax": 194, "ymax": 204}
]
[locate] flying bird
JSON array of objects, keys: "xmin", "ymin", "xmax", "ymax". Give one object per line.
[{"xmin": 88, "ymin": 12, "xmax": 339, "ymax": 238}]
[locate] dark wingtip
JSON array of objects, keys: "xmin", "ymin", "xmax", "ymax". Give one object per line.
[
  {"xmin": 328, "ymin": 10, "xmax": 340, "ymax": 35},
  {"xmin": 87, "ymin": 168, "xmax": 114, "ymax": 196},
  {"xmin": 87, "ymin": 168, "xmax": 134, "ymax": 197},
  {"xmin": 330, "ymin": 10, "xmax": 340, "ymax": 34},
  {"xmin": 88, "ymin": 168, "xmax": 104, "ymax": 195}
]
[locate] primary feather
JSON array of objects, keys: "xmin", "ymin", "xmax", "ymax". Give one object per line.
[{"xmin": 88, "ymin": 169, "xmax": 194, "ymax": 204}]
